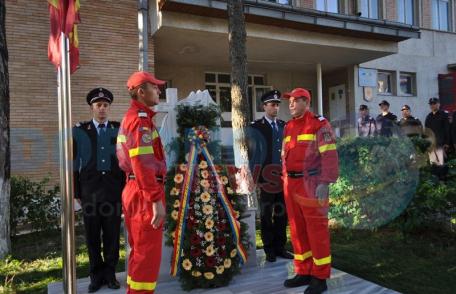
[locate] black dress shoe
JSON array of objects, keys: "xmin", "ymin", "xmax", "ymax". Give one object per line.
[
  {"xmin": 106, "ymin": 278, "xmax": 121, "ymax": 289},
  {"xmin": 88, "ymin": 281, "xmax": 102, "ymax": 293},
  {"xmin": 276, "ymin": 249, "xmax": 294, "ymax": 259},
  {"xmin": 265, "ymin": 252, "xmax": 277, "ymax": 262},
  {"xmin": 304, "ymin": 277, "xmax": 327, "ymax": 294},
  {"xmin": 284, "ymin": 274, "xmax": 311, "ymax": 288}
]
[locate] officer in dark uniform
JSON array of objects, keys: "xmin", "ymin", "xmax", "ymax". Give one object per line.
[
  {"xmin": 73, "ymin": 88, "xmax": 125, "ymax": 292},
  {"xmin": 398, "ymin": 104, "xmax": 423, "ymax": 137},
  {"xmin": 247, "ymin": 90, "xmax": 293, "ymax": 262},
  {"xmin": 376, "ymin": 100, "xmax": 398, "ymax": 137},
  {"xmin": 425, "ymin": 97, "xmax": 450, "ymax": 178}
]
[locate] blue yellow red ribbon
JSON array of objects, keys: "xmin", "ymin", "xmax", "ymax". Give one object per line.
[
  {"xmin": 170, "ymin": 128, "xmax": 247, "ymax": 276},
  {"xmin": 170, "ymin": 143, "xmax": 198, "ymax": 276},
  {"xmin": 201, "ymin": 146, "xmax": 248, "ymax": 264}
]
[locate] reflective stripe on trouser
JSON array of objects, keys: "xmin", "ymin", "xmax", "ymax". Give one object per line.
[
  {"xmin": 122, "ymin": 180, "xmax": 163, "ymax": 293},
  {"xmin": 283, "ymin": 175, "xmax": 331, "ymax": 279}
]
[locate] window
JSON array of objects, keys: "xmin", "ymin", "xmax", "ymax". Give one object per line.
[
  {"xmin": 432, "ymin": 0, "xmax": 450, "ymax": 31},
  {"xmin": 204, "ymin": 72, "xmax": 266, "ymax": 113},
  {"xmin": 397, "ymin": 0, "xmax": 415, "ymax": 25},
  {"xmin": 359, "ymin": 0, "xmax": 379, "ymax": 19},
  {"xmin": 399, "ymin": 72, "xmax": 416, "ymax": 96},
  {"xmin": 265, "ymin": 0, "xmax": 291, "ymax": 4},
  {"xmin": 316, "ymin": 0, "xmax": 339, "ymax": 13},
  {"xmin": 377, "ymin": 71, "xmax": 394, "ymax": 95}
]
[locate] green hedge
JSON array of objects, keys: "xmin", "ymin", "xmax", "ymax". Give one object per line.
[
  {"xmin": 329, "ymin": 136, "xmax": 455, "ymax": 232},
  {"xmin": 10, "ymin": 176, "xmax": 60, "ymax": 235}
]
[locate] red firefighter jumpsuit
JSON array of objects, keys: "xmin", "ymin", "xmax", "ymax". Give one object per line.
[
  {"xmin": 116, "ymin": 99, "xmax": 167, "ymax": 293},
  {"xmin": 282, "ymin": 110, "xmax": 339, "ymax": 279}
]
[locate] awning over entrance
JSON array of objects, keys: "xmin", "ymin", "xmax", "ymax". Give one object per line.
[{"xmin": 151, "ymin": 1, "xmax": 418, "ymax": 74}]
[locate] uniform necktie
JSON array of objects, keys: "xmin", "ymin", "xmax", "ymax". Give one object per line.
[{"xmin": 98, "ymin": 123, "xmax": 106, "ymax": 136}]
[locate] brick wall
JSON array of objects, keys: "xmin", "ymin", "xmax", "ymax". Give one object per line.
[
  {"xmin": 6, "ymin": 0, "xmax": 155, "ymax": 182},
  {"xmin": 422, "ymin": 0, "xmax": 433, "ymax": 29},
  {"xmin": 294, "ymin": 0, "xmax": 314, "ymax": 9},
  {"xmin": 385, "ymin": 0, "xmax": 397, "ymax": 21}
]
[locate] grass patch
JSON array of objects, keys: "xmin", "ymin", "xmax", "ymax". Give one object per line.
[
  {"xmin": 0, "ymin": 228, "xmax": 126, "ymax": 294},
  {"xmin": 1, "ymin": 225, "xmax": 455, "ymax": 293}
]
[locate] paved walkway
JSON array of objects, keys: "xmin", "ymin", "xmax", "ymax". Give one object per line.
[{"xmin": 48, "ymin": 251, "xmax": 399, "ymax": 294}]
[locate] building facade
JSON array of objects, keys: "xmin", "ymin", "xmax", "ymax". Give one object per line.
[{"xmin": 5, "ymin": 0, "xmax": 456, "ymax": 179}]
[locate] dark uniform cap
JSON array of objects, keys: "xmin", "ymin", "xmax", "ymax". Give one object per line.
[
  {"xmin": 261, "ymin": 90, "xmax": 281, "ymax": 104},
  {"xmin": 401, "ymin": 104, "xmax": 411, "ymax": 111},
  {"xmin": 359, "ymin": 104, "xmax": 368, "ymax": 110},
  {"xmin": 86, "ymin": 87, "xmax": 113, "ymax": 105},
  {"xmin": 428, "ymin": 97, "xmax": 440, "ymax": 104},
  {"xmin": 379, "ymin": 100, "xmax": 390, "ymax": 107}
]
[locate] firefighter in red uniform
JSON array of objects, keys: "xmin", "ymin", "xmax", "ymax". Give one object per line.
[
  {"xmin": 116, "ymin": 71, "xmax": 167, "ymax": 293},
  {"xmin": 281, "ymin": 88, "xmax": 339, "ymax": 294}
]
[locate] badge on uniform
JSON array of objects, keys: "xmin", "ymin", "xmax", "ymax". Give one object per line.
[
  {"xmin": 323, "ymin": 132, "xmax": 332, "ymax": 142},
  {"xmin": 142, "ymin": 133, "xmax": 152, "ymax": 143},
  {"xmin": 139, "ymin": 127, "xmax": 150, "ymax": 132},
  {"xmin": 138, "ymin": 111, "xmax": 148, "ymax": 118}
]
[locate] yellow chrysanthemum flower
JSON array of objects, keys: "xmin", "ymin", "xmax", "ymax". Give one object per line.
[
  {"xmin": 182, "ymin": 259, "xmax": 192, "ymax": 271},
  {"xmin": 205, "ymin": 245, "xmax": 215, "ymax": 256},
  {"xmin": 199, "ymin": 161, "xmax": 208, "ymax": 169},
  {"xmin": 230, "ymin": 249, "xmax": 237, "ymax": 258},
  {"xmin": 174, "ymin": 173, "xmax": 184, "ymax": 184},
  {"xmin": 200, "ymin": 179, "xmax": 210, "ymax": 188},
  {"xmin": 173, "ymin": 200, "xmax": 180, "ymax": 208},
  {"xmin": 170, "ymin": 187, "xmax": 180, "ymax": 196},
  {"xmin": 221, "ymin": 176, "xmax": 229, "ymax": 185},
  {"xmin": 216, "ymin": 265, "xmax": 225, "ymax": 274},
  {"xmin": 200, "ymin": 192, "xmax": 211, "ymax": 203},
  {"xmin": 171, "ymin": 210, "xmax": 179, "ymax": 220},
  {"xmin": 192, "ymin": 271, "xmax": 202, "ymax": 277},
  {"xmin": 204, "ymin": 231, "xmax": 214, "ymax": 242},
  {"xmin": 227, "ymin": 187, "xmax": 234, "ymax": 194},
  {"xmin": 205, "ymin": 218, "xmax": 214, "ymax": 229},
  {"xmin": 224, "ymin": 258, "xmax": 232, "ymax": 268},
  {"xmin": 202, "ymin": 205, "xmax": 213, "ymax": 215},
  {"xmin": 201, "ymin": 170, "xmax": 209, "ymax": 179},
  {"xmin": 204, "ymin": 272, "xmax": 214, "ymax": 280}
]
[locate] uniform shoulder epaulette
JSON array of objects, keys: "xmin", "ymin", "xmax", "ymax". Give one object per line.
[
  {"xmin": 250, "ymin": 118, "xmax": 262, "ymax": 125},
  {"xmin": 138, "ymin": 110, "xmax": 148, "ymax": 118},
  {"xmin": 74, "ymin": 121, "xmax": 89, "ymax": 128},
  {"xmin": 315, "ymin": 115, "xmax": 326, "ymax": 121}
]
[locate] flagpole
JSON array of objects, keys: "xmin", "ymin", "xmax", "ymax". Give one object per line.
[{"xmin": 58, "ymin": 32, "xmax": 76, "ymax": 294}]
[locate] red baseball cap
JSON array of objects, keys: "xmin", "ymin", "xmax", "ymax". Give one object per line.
[
  {"xmin": 127, "ymin": 71, "xmax": 166, "ymax": 90},
  {"xmin": 282, "ymin": 88, "xmax": 311, "ymax": 101}
]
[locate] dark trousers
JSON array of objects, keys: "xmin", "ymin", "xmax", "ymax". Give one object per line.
[
  {"xmin": 259, "ymin": 189, "xmax": 288, "ymax": 255},
  {"xmin": 82, "ymin": 201, "xmax": 122, "ymax": 282}
]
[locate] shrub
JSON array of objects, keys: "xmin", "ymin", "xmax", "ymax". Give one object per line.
[{"xmin": 10, "ymin": 176, "xmax": 60, "ymax": 235}]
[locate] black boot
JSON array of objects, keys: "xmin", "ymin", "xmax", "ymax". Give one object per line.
[
  {"xmin": 284, "ymin": 274, "xmax": 311, "ymax": 288},
  {"xmin": 304, "ymin": 277, "xmax": 327, "ymax": 294},
  {"xmin": 265, "ymin": 252, "xmax": 277, "ymax": 262}
]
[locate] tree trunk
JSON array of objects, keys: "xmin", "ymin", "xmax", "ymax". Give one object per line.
[
  {"xmin": 227, "ymin": 0, "xmax": 253, "ymax": 197},
  {"xmin": 0, "ymin": 0, "xmax": 11, "ymax": 259}
]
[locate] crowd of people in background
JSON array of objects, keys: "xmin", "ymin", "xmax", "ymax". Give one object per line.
[{"xmin": 357, "ymin": 97, "xmax": 455, "ymax": 179}]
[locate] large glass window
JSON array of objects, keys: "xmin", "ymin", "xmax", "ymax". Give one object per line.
[
  {"xmin": 265, "ymin": 0, "xmax": 291, "ymax": 4},
  {"xmin": 359, "ymin": 0, "xmax": 379, "ymax": 19},
  {"xmin": 399, "ymin": 72, "xmax": 416, "ymax": 96},
  {"xmin": 377, "ymin": 71, "xmax": 394, "ymax": 95},
  {"xmin": 432, "ymin": 0, "xmax": 450, "ymax": 31},
  {"xmin": 316, "ymin": 0, "xmax": 339, "ymax": 13},
  {"xmin": 204, "ymin": 72, "xmax": 266, "ymax": 113},
  {"xmin": 397, "ymin": 0, "xmax": 415, "ymax": 25}
]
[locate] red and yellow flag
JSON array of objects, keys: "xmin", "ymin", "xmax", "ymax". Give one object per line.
[{"xmin": 48, "ymin": 0, "xmax": 80, "ymax": 74}]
